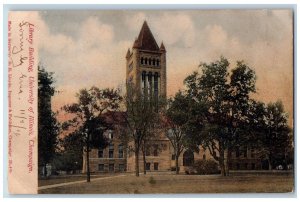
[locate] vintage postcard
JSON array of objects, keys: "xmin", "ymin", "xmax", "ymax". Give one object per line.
[{"xmin": 7, "ymin": 9, "xmax": 294, "ymax": 194}]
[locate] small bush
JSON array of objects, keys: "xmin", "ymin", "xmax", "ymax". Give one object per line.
[
  {"xmin": 193, "ymin": 159, "xmax": 219, "ymax": 175},
  {"xmin": 148, "ymin": 176, "xmax": 156, "ymax": 185}
]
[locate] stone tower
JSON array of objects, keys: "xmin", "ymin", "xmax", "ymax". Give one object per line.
[{"xmin": 126, "ymin": 21, "xmax": 166, "ymax": 99}]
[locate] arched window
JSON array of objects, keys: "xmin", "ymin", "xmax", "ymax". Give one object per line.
[
  {"xmin": 152, "ymin": 59, "xmax": 156, "ymax": 66},
  {"xmin": 149, "ymin": 58, "xmax": 152, "ymax": 65},
  {"xmin": 141, "ymin": 57, "xmax": 144, "ymax": 64},
  {"xmin": 145, "ymin": 58, "xmax": 148, "ymax": 65},
  {"xmin": 183, "ymin": 150, "xmax": 194, "ymax": 166},
  {"xmin": 157, "ymin": 59, "xmax": 160, "ymax": 66}
]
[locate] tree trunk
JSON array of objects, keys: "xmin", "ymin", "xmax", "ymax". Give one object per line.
[
  {"xmin": 220, "ymin": 161, "xmax": 226, "ymax": 176},
  {"xmin": 224, "ymin": 149, "xmax": 230, "ymax": 176},
  {"xmin": 219, "ymin": 148, "xmax": 227, "ymax": 176},
  {"xmin": 143, "ymin": 147, "xmax": 146, "ymax": 175},
  {"xmin": 135, "ymin": 148, "xmax": 140, "ymax": 177},
  {"xmin": 86, "ymin": 144, "xmax": 91, "ymax": 182},
  {"xmin": 268, "ymin": 158, "xmax": 272, "ymax": 170},
  {"xmin": 175, "ymin": 155, "xmax": 179, "ymax": 174}
]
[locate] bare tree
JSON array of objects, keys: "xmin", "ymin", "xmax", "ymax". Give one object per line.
[{"xmin": 122, "ymin": 84, "xmax": 164, "ymax": 176}]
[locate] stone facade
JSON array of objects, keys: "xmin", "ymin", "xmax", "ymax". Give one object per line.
[
  {"xmin": 229, "ymin": 147, "xmax": 262, "ymax": 170},
  {"xmin": 82, "ymin": 130, "xmax": 127, "ymax": 173}
]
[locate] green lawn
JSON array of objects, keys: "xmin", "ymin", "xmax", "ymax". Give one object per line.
[
  {"xmin": 39, "ymin": 172, "xmax": 294, "ymax": 194},
  {"xmin": 38, "ymin": 173, "xmax": 124, "ymax": 186}
]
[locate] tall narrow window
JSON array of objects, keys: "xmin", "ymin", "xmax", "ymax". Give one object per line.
[
  {"xmin": 98, "ymin": 164, "xmax": 104, "ymax": 171},
  {"xmin": 154, "ymin": 163, "xmax": 159, "ymax": 170},
  {"xmin": 153, "ymin": 59, "xmax": 156, "ymax": 66},
  {"xmin": 142, "ymin": 71, "xmax": 146, "ymax": 94},
  {"xmin": 119, "ymin": 164, "xmax": 124, "ymax": 172},
  {"xmin": 157, "ymin": 59, "xmax": 160, "ymax": 66},
  {"xmin": 98, "ymin": 149, "xmax": 103, "ymax": 158},
  {"xmin": 109, "ymin": 143, "xmax": 114, "ymax": 158},
  {"xmin": 154, "ymin": 73, "xmax": 158, "ymax": 96},
  {"xmin": 141, "ymin": 57, "xmax": 144, "ymax": 64},
  {"xmin": 146, "ymin": 163, "xmax": 151, "ymax": 170},
  {"xmin": 109, "ymin": 164, "xmax": 114, "ymax": 172},
  {"xmin": 145, "ymin": 58, "xmax": 148, "ymax": 65},
  {"xmin": 149, "ymin": 58, "xmax": 152, "ymax": 65},
  {"xmin": 118, "ymin": 144, "xmax": 124, "ymax": 158},
  {"xmin": 148, "ymin": 72, "xmax": 152, "ymax": 96}
]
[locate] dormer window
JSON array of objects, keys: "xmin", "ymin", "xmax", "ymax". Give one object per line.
[{"xmin": 128, "ymin": 62, "xmax": 133, "ymax": 71}]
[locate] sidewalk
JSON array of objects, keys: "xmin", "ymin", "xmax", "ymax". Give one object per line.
[{"xmin": 38, "ymin": 174, "xmax": 127, "ymax": 190}]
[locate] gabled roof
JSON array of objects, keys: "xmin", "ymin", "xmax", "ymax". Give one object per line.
[{"xmin": 133, "ymin": 21, "xmax": 160, "ymax": 51}]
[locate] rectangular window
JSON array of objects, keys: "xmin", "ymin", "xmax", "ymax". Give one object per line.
[
  {"xmin": 109, "ymin": 164, "xmax": 114, "ymax": 172},
  {"xmin": 146, "ymin": 163, "xmax": 151, "ymax": 171},
  {"xmin": 171, "ymin": 154, "xmax": 175, "ymax": 160},
  {"xmin": 154, "ymin": 74, "xmax": 158, "ymax": 93},
  {"xmin": 119, "ymin": 164, "xmax": 124, "ymax": 172},
  {"xmin": 98, "ymin": 164, "xmax": 104, "ymax": 171},
  {"xmin": 154, "ymin": 162, "xmax": 159, "ymax": 170},
  {"xmin": 109, "ymin": 143, "xmax": 114, "ymax": 158},
  {"xmin": 109, "ymin": 150, "xmax": 114, "ymax": 158},
  {"xmin": 118, "ymin": 144, "xmax": 124, "ymax": 158},
  {"xmin": 98, "ymin": 149, "xmax": 103, "ymax": 158}
]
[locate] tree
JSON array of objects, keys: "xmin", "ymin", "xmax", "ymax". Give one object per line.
[
  {"xmin": 52, "ymin": 130, "xmax": 84, "ymax": 173},
  {"xmin": 38, "ymin": 66, "xmax": 59, "ymax": 176},
  {"xmin": 162, "ymin": 91, "xmax": 204, "ymax": 174},
  {"xmin": 184, "ymin": 57, "xmax": 256, "ymax": 176},
  {"xmin": 62, "ymin": 86, "xmax": 122, "ymax": 182},
  {"xmin": 255, "ymin": 101, "xmax": 292, "ymax": 169},
  {"xmin": 123, "ymin": 84, "xmax": 164, "ymax": 176}
]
